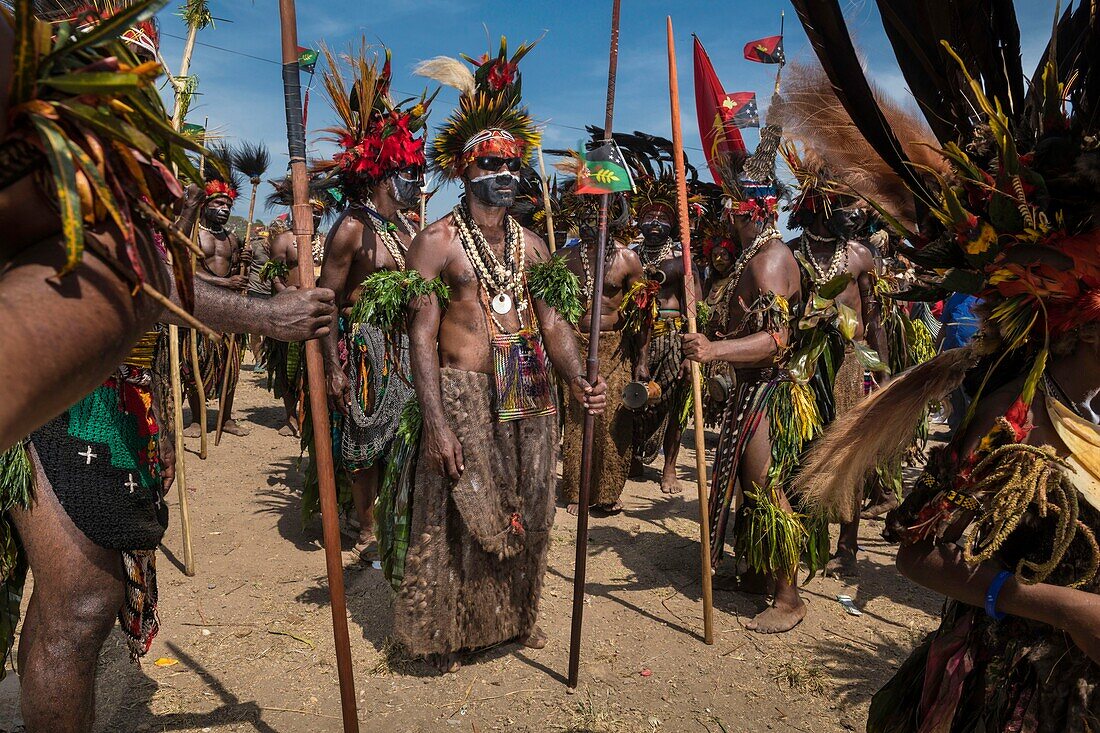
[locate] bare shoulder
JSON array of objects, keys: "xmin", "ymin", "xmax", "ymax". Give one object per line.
[
  {"xmin": 521, "ymin": 225, "xmax": 551, "ymax": 263},
  {"xmin": 847, "ymin": 240, "xmax": 876, "ymax": 275},
  {"xmin": 746, "ymin": 237, "xmax": 798, "ymax": 277},
  {"xmin": 328, "ymin": 209, "xmax": 366, "ymax": 245},
  {"xmin": 410, "ymin": 213, "xmax": 456, "ymax": 250},
  {"xmin": 407, "ymin": 213, "xmax": 457, "ymax": 271}
]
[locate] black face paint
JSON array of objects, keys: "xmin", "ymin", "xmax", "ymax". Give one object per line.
[
  {"xmin": 390, "ymin": 171, "xmax": 424, "ymax": 209},
  {"xmin": 468, "ymin": 171, "xmax": 518, "ymax": 208},
  {"xmin": 639, "ymin": 220, "xmax": 672, "ymax": 241},
  {"xmin": 205, "ymin": 202, "xmax": 231, "ymax": 226}
]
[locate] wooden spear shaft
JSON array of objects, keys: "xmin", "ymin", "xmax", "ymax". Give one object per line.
[
  {"xmin": 666, "ymin": 16, "xmax": 715, "ymax": 644},
  {"xmin": 568, "ymin": 0, "xmax": 621, "ymax": 692},
  {"xmin": 277, "ymin": 2, "xmax": 359, "ymax": 730},
  {"xmin": 193, "ymin": 123, "xmax": 209, "ymax": 459}
]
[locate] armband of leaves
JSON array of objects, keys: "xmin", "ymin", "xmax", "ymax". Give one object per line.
[
  {"xmin": 349, "ymin": 270, "xmax": 450, "ymax": 331},
  {"xmin": 619, "ymin": 279, "xmax": 660, "ymax": 334},
  {"xmin": 259, "ymin": 259, "xmax": 290, "ymax": 283},
  {"xmin": 527, "ymin": 256, "xmax": 583, "ymax": 326}
]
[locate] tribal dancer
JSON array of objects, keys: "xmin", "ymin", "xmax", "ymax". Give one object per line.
[
  {"xmin": 779, "ymin": 143, "xmax": 889, "ymax": 578},
  {"xmin": 263, "ymin": 179, "xmax": 336, "ymax": 438},
  {"xmin": 183, "ymin": 160, "xmax": 250, "ymax": 438},
  {"xmin": 307, "ymin": 44, "xmax": 432, "ymax": 556},
  {"xmin": 791, "ymin": 1, "xmax": 1100, "ymax": 729},
  {"xmin": 557, "ymin": 180, "xmax": 649, "ymax": 516},
  {"xmin": 630, "ymin": 173, "xmax": 699, "ymax": 495},
  {"xmin": 0, "ymin": 6, "xmax": 337, "ymax": 731},
  {"xmin": 682, "ymin": 125, "xmax": 825, "ymax": 634},
  {"xmin": 401, "ymin": 39, "xmax": 605, "ymax": 672}
]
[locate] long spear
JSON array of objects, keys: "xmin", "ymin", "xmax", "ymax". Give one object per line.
[
  {"xmin": 567, "ymin": 0, "xmax": 621, "ymax": 692},
  {"xmin": 277, "ymin": 2, "xmax": 359, "ymax": 730},
  {"xmin": 666, "ymin": 16, "xmax": 715, "ymax": 644}
]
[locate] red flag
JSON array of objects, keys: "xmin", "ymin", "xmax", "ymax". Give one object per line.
[
  {"xmin": 693, "ymin": 35, "xmax": 746, "ymax": 186},
  {"xmin": 743, "ymin": 35, "xmax": 785, "ymax": 64},
  {"xmin": 718, "ymin": 92, "xmax": 760, "ymax": 128}
]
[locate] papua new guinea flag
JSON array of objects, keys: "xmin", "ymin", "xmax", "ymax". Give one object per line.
[
  {"xmin": 693, "ymin": 35, "xmax": 746, "ymax": 187},
  {"xmin": 743, "ymin": 35, "xmax": 785, "ymax": 64},
  {"xmin": 574, "ymin": 140, "xmax": 636, "ymax": 195},
  {"xmin": 718, "ymin": 93, "xmax": 760, "ymax": 129}
]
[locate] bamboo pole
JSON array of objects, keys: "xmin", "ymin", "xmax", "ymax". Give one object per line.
[
  {"xmin": 536, "ymin": 146, "xmax": 557, "ymax": 252},
  {"xmin": 278, "ymin": 2, "xmax": 360, "ymax": 729},
  {"xmin": 568, "ymin": 0, "xmax": 621, "ymax": 692},
  {"xmin": 666, "ymin": 16, "xmax": 714, "ymax": 644},
  {"xmin": 193, "ymin": 128, "xmax": 210, "ymax": 459}
]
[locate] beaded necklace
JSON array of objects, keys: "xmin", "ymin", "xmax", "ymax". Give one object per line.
[
  {"xmin": 800, "ymin": 232, "xmax": 849, "ymax": 284},
  {"xmin": 578, "ymin": 240, "xmax": 617, "ymax": 304},
  {"xmin": 452, "ymin": 201, "xmax": 528, "ymax": 320},
  {"xmin": 198, "ymin": 221, "xmax": 227, "ymax": 236},
  {"xmin": 713, "ymin": 227, "xmax": 782, "ymax": 330},
  {"xmin": 364, "ymin": 207, "xmax": 416, "ymax": 270},
  {"xmin": 639, "ymin": 237, "xmax": 675, "ymax": 275}
]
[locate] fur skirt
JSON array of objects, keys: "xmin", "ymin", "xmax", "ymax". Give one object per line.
[
  {"xmin": 833, "ymin": 345, "xmax": 865, "ymax": 418},
  {"xmin": 394, "ymin": 368, "xmax": 557, "ymax": 657},
  {"xmin": 560, "ymin": 330, "xmax": 634, "ymax": 506}
]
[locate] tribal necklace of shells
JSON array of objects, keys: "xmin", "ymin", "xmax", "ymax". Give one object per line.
[
  {"xmin": 578, "ymin": 240, "xmax": 618, "ymax": 305},
  {"xmin": 639, "ymin": 237, "xmax": 675, "ymax": 275},
  {"xmin": 364, "ymin": 207, "xmax": 417, "ymax": 270},
  {"xmin": 800, "ymin": 229, "xmax": 849, "ymax": 284},
  {"xmin": 452, "ymin": 201, "xmax": 529, "ymax": 324},
  {"xmin": 713, "ymin": 227, "xmax": 782, "ymax": 330}
]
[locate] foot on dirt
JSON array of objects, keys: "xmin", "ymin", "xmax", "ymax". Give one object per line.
[
  {"xmin": 520, "ymin": 625, "xmax": 548, "ymax": 649},
  {"xmin": 220, "ymin": 420, "xmax": 251, "ymax": 437},
  {"xmin": 595, "ymin": 502, "xmax": 623, "ymax": 515},
  {"xmin": 354, "ymin": 538, "xmax": 378, "ymax": 564},
  {"xmin": 183, "ymin": 422, "xmax": 202, "ymax": 438},
  {"xmin": 745, "ymin": 601, "xmax": 806, "ymax": 634},
  {"xmin": 660, "ymin": 473, "xmax": 683, "ymax": 495},
  {"xmin": 277, "ymin": 423, "xmax": 300, "ymax": 438},
  {"xmin": 566, "ymin": 503, "xmax": 579, "ymax": 516},
  {"xmin": 861, "ymin": 496, "xmax": 899, "ymax": 521},
  {"xmin": 428, "ymin": 653, "xmax": 462, "ymax": 674},
  {"xmin": 825, "ymin": 550, "xmax": 859, "ymax": 579}
]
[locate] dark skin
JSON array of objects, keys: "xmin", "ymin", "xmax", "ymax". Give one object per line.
[
  {"xmin": 682, "ymin": 213, "xmax": 809, "ymax": 634},
  {"xmin": 793, "ymin": 214, "xmax": 889, "ymax": 578},
  {"xmin": 319, "ymin": 172, "xmax": 414, "ymax": 550},
  {"xmin": 407, "ymin": 158, "xmax": 607, "ymax": 672},
  {"xmin": 632, "ymin": 206, "xmax": 703, "ymax": 495},
  {"xmin": 896, "ymin": 329, "xmax": 1100, "ymax": 665},
  {"xmin": 558, "ymin": 236, "xmax": 647, "ymax": 514},
  {"xmin": 184, "ymin": 198, "xmax": 252, "ymax": 437}
]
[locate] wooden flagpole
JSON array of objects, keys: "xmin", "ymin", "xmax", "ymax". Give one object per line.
[
  {"xmin": 567, "ymin": 0, "xmax": 622, "ymax": 692},
  {"xmin": 666, "ymin": 16, "xmax": 714, "ymax": 644},
  {"xmin": 192, "ymin": 117, "xmax": 210, "ymax": 460},
  {"xmin": 278, "ymin": 2, "xmax": 360, "ymax": 730},
  {"xmin": 536, "ymin": 145, "xmax": 557, "ymax": 252}
]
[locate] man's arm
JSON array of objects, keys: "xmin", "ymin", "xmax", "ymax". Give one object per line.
[
  {"xmin": 856, "ymin": 244, "xmax": 889, "ymax": 381},
  {"xmin": 683, "ymin": 247, "xmax": 798, "ymax": 367},
  {"xmin": 316, "ymin": 214, "xmax": 360, "ymax": 401},
  {"xmin": 621, "ymin": 248, "xmax": 651, "ymax": 380},
  {"xmin": 527, "ymin": 234, "xmax": 607, "ymax": 413},
  {"xmin": 406, "ymin": 224, "xmax": 466, "ymax": 479}
]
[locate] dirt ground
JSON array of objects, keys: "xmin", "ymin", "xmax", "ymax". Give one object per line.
[{"xmin": 1, "ymin": 372, "xmax": 944, "ymax": 733}]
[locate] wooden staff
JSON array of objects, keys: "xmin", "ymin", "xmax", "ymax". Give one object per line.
[
  {"xmin": 568, "ymin": 0, "xmax": 622, "ymax": 692},
  {"xmin": 536, "ymin": 145, "xmax": 557, "ymax": 252},
  {"xmin": 278, "ymin": 2, "xmax": 360, "ymax": 730},
  {"xmin": 192, "ymin": 123, "xmax": 210, "ymax": 459},
  {"xmin": 666, "ymin": 16, "xmax": 714, "ymax": 644}
]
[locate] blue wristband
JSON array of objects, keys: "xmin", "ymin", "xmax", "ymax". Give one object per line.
[{"xmin": 985, "ymin": 570, "xmax": 1013, "ymax": 620}]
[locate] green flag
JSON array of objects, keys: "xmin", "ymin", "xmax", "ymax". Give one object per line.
[
  {"xmin": 574, "ymin": 140, "xmax": 635, "ymax": 195},
  {"xmin": 181, "ymin": 122, "xmax": 206, "ymax": 141},
  {"xmin": 297, "ymin": 47, "xmax": 319, "ymax": 74}
]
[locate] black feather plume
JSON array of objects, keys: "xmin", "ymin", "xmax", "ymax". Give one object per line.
[{"xmin": 232, "ymin": 141, "xmax": 270, "ymax": 184}]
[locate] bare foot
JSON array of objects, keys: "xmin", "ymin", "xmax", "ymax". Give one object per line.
[
  {"xmin": 277, "ymin": 423, "xmax": 300, "ymax": 438},
  {"xmin": 183, "ymin": 422, "xmax": 202, "ymax": 438},
  {"xmin": 520, "ymin": 625, "xmax": 548, "ymax": 649},
  {"xmin": 428, "ymin": 653, "xmax": 461, "ymax": 674},
  {"xmin": 595, "ymin": 502, "xmax": 623, "ymax": 515},
  {"xmin": 825, "ymin": 549, "xmax": 859, "ymax": 579},
  {"xmin": 745, "ymin": 601, "xmax": 806, "ymax": 634},
  {"xmin": 861, "ymin": 496, "xmax": 899, "ymax": 521},
  {"xmin": 660, "ymin": 470, "xmax": 683, "ymax": 495},
  {"xmin": 220, "ymin": 420, "xmax": 251, "ymax": 437},
  {"xmin": 353, "ymin": 538, "xmax": 378, "ymax": 564},
  {"xmin": 566, "ymin": 503, "xmax": 579, "ymax": 516}
]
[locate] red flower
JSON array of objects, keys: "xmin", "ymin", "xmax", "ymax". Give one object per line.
[
  {"xmin": 1004, "ymin": 398, "xmax": 1032, "ymax": 442},
  {"xmin": 486, "ymin": 60, "xmax": 516, "ymax": 91}
]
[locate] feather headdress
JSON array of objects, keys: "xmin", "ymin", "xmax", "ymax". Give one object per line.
[
  {"xmin": 312, "ymin": 41, "xmax": 435, "ymax": 200},
  {"xmin": 202, "ymin": 142, "xmax": 240, "ymax": 203},
  {"xmin": 415, "ymin": 35, "xmax": 542, "ymax": 180}
]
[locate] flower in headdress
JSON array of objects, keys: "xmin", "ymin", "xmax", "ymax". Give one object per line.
[
  {"xmin": 964, "ymin": 221, "xmax": 998, "ymax": 255},
  {"xmin": 486, "ymin": 59, "xmax": 517, "ymax": 91}
]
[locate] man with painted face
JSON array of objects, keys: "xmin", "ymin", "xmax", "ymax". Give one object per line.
[
  {"xmin": 781, "ymin": 148, "xmax": 888, "ymax": 579},
  {"xmin": 556, "ymin": 182, "xmax": 648, "ymax": 516},
  {"xmin": 182, "ymin": 176, "xmax": 252, "ymax": 439},
  {"xmin": 306, "ymin": 46, "xmax": 432, "ymax": 558},
  {"xmin": 397, "ymin": 41, "xmax": 607, "ymax": 672},
  {"xmin": 682, "ymin": 127, "xmax": 822, "ymax": 634},
  {"xmin": 629, "ymin": 175, "xmax": 701, "ymax": 497}
]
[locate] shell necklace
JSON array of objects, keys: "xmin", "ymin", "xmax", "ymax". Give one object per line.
[
  {"xmin": 365, "ymin": 207, "xmax": 416, "ymax": 270},
  {"xmin": 800, "ymin": 231, "xmax": 849, "ymax": 284},
  {"xmin": 452, "ymin": 202, "xmax": 527, "ymax": 317}
]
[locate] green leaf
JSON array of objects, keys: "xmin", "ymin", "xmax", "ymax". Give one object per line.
[
  {"xmin": 43, "ymin": 71, "xmax": 142, "ymax": 94},
  {"xmin": 853, "ymin": 340, "xmax": 889, "ymax": 374},
  {"xmin": 65, "ymin": 138, "xmax": 126, "ymax": 233},
  {"xmin": 817, "ymin": 272, "xmax": 853, "ymax": 300},
  {"xmin": 836, "ymin": 302, "xmax": 859, "ymax": 341},
  {"xmin": 58, "ymin": 101, "xmax": 157, "ymax": 155},
  {"xmin": 30, "ymin": 116, "xmax": 85, "ymax": 275},
  {"xmin": 11, "ymin": 0, "xmax": 36, "ymax": 105},
  {"xmin": 788, "ymin": 330, "xmax": 827, "ymax": 383}
]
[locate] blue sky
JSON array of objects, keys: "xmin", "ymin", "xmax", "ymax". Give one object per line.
[{"xmin": 154, "ymin": 0, "xmax": 1056, "ymax": 224}]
